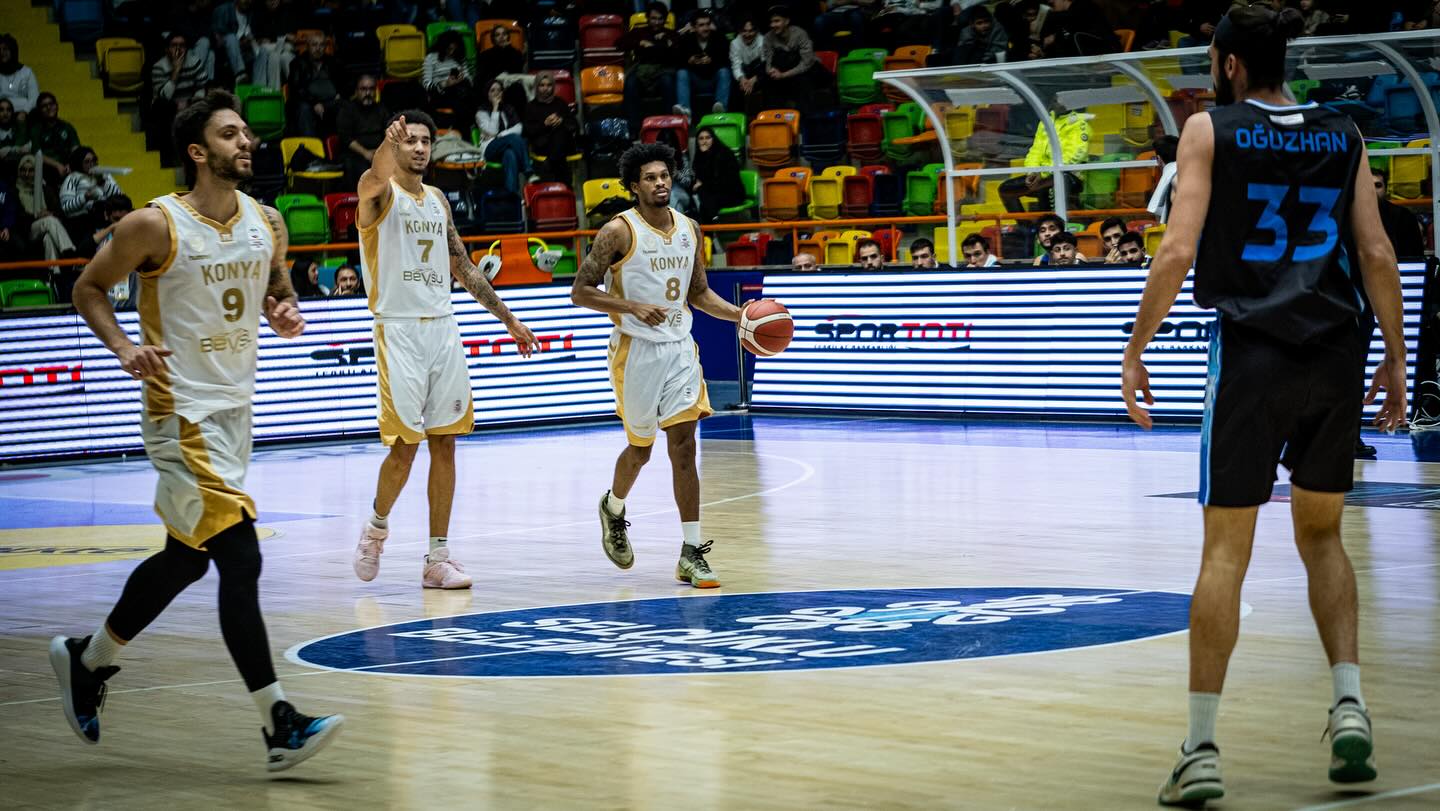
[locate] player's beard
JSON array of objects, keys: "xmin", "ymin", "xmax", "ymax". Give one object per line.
[
  {"xmin": 210, "ymin": 150, "xmax": 252, "ymax": 183},
  {"xmin": 1214, "ymin": 66, "xmax": 1236, "ymax": 106}
]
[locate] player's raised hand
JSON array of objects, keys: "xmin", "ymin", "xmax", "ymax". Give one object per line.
[
  {"xmin": 117, "ymin": 343, "xmax": 173, "ymax": 379},
  {"xmin": 1121, "ymin": 355, "xmax": 1155, "ymax": 430},
  {"xmin": 1365, "ymin": 352, "xmax": 1408, "ymax": 433},
  {"xmin": 504, "ymin": 317, "xmax": 542, "ymax": 357},
  {"xmin": 630, "ymin": 302, "xmax": 669, "ymax": 327},
  {"xmin": 386, "ymin": 115, "xmax": 409, "ymax": 145},
  {"xmin": 264, "ymin": 295, "xmax": 306, "ymax": 338}
]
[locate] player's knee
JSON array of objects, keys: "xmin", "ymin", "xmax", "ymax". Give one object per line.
[
  {"xmin": 626, "ymin": 443, "xmax": 653, "ymax": 465},
  {"xmin": 209, "ymin": 522, "xmax": 263, "ymax": 583},
  {"xmin": 666, "ymin": 433, "xmax": 696, "ymax": 464},
  {"xmin": 389, "ymin": 441, "xmax": 420, "ymax": 467},
  {"xmin": 161, "ymin": 539, "xmax": 210, "ymax": 585},
  {"xmin": 427, "ymin": 435, "xmax": 455, "ymax": 456}
]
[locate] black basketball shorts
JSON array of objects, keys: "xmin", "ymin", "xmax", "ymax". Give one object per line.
[{"xmin": 1198, "ymin": 318, "xmax": 1368, "ymax": 507}]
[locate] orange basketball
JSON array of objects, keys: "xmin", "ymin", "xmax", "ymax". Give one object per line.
[{"xmin": 740, "ymin": 299, "xmax": 793, "ymax": 357}]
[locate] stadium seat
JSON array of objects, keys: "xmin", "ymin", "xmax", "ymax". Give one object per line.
[
  {"xmin": 531, "ymin": 16, "xmax": 578, "ymax": 69},
  {"xmin": 725, "ymin": 232, "xmax": 770, "ymax": 267},
  {"xmin": 324, "ymin": 193, "xmax": 359, "ymax": 241},
  {"xmin": 281, "ymin": 137, "xmax": 343, "ymax": 193},
  {"xmin": 1144, "ymin": 223, "xmax": 1167, "ymax": 257},
  {"xmin": 525, "ymin": 182, "xmax": 580, "ymax": 231},
  {"xmin": 580, "ymin": 14, "xmax": 625, "ymax": 65},
  {"xmin": 627, "ymin": 11, "xmax": 676, "ymax": 29},
  {"xmin": 932, "ymin": 226, "xmax": 957, "ymax": 264},
  {"xmin": 824, "ymin": 230, "xmax": 868, "ymax": 265},
  {"xmin": 583, "ymin": 178, "xmax": 629, "ymax": 215},
  {"xmin": 882, "ymin": 46, "xmax": 931, "ymax": 103},
  {"xmin": 762, "ymin": 175, "xmax": 806, "ymax": 220},
  {"xmin": 697, "ymin": 112, "xmax": 747, "ymax": 161},
  {"xmin": 1288, "ymin": 79, "xmax": 1320, "ymax": 104},
  {"xmin": 0, "ymin": 278, "xmax": 55, "ymax": 308},
  {"xmin": 800, "ymin": 110, "xmax": 847, "ymax": 168},
  {"xmin": 58, "ymin": 0, "xmax": 106, "ymax": 43},
  {"xmin": 795, "ymin": 230, "xmax": 840, "ymax": 261},
  {"xmin": 836, "ymin": 49, "xmax": 886, "ymax": 106},
  {"xmin": 479, "ymin": 189, "xmax": 524, "ymax": 233},
  {"xmin": 96, "ymin": 37, "xmax": 145, "ymax": 95},
  {"xmin": 872, "ymin": 227, "xmax": 900, "ymax": 261},
  {"xmin": 581, "ymin": 66, "xmax": 626, "ymax": 108},
  {"xmin": 476, "ymin": 20, "xmax": 525, "ymax": 52},
  {"xmin": 383, "ymin": 30, "xmax": 426, "ymax": 79},
  {"xmin": 807, "ymin": 167, "xmax": 853, "ymax": 220},
  {"xmin": 443, "ymin": 188, "xmax": 484, "ymax": 234},
  {"xmin": 641, "ymin": 115, "xmax": 689, "ymax": 152},
  {"xmin": 934, "ymin": 163, "xmax": 982, "ymax": 214},
  {"xmin": 847, "ymin": 111, "xmax": 885, "ymax": 163},
  {"xmin": 1114, "ymin": 28, "xmax": 1136, "ymax": 52},
  {"xmin": 841, "ymin": 174, "xmax": 873, "ymax": 218},
  {"xmin": 1116, "ymin": 151, "xmax": 1159, "ymax": 208},
  {"xmin": 814, "ymin": 51, "xmax": 839, "ymax": 75},
  {"xmin": 870, "ymin": 172, "xmax": 903, "ymax": 217},
  {"xmin": 716, "ymin": 170, "xmax": 761, "ymax": 221},
  {"xmin": 904, "ymin": 163, "xmax": 944, "ymax": 216},
  {"xmin": 240, "ymin": 87, "xmax": 286, "ymax": 141},
  {"xmin": 750, "ymin": 109, "xmax": 801, "ymax": 169},
  {"xmin": 426, "ymin": 21, "xmax": 477, "ymax": 66},
  {"xmin": 275, "ymin": 194, "xmax": 330, "ymax": 244},
  {"xmin": 1392, "ymin": 138, "xmax": 1430, "ymax": 199}
]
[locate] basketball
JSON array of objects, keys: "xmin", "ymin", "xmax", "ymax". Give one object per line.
[{"xmin": 740, "ymin": 299, "xmax": 793, "ymax": 357}]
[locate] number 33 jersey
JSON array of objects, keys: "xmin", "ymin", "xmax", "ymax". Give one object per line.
[
  {"xmin": 359, "ymin": 180, "xmax": 454, "ymax": 318},
  {"xmin": 141, "ymin": 191, "xmax": 274, "ymax": 423},
  {"xmin": 1196, "ymin": 99, "xmax": 1365, "ymax": 344},
  {"xmin": 605, "ymin": 207, "xmax": 700, "ymax": 342}
]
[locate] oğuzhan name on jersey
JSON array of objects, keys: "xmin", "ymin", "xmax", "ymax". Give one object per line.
[
  {"xmin": 360, "ymin": 180, "xmax": 454, "ymax": 318},
  {"xmin": 141, "ymin": 191, "xmax": 274, "ymax": 423},
  {"xmin": 605, "ymin": 207, "xmax": 699, "ymax": 342}
]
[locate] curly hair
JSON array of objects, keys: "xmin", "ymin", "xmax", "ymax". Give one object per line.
[{"xmin": 619, "ymin": 142, "xmax": 677, "ymax": 194}]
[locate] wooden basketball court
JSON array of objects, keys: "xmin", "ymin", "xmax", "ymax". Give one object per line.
[{"xmin": 2, "ymin": 415, "xmax": 1438, "ymax": 809}]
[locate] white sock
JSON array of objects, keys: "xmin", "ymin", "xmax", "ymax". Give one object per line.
[
  {"xmin": 605, "ymin": 492, "xmax": 625, "ymax": 515},
  {"xmin": 252, "ymin": 682, "xmax": 286, "ymax": 735},
  {"xmin": 1332, "ymin": 662, "xmax": 1364, "ymax": 708},
  {"xmin": 681, "ymin": 522, "xmax": 701, "ymax": 548},
  {"xmin": 429, "ymin": 536, "xmax": 447, "ymax": 555},
  {"xmin": 1185, "ymin": 692, "xmax": 1221, "ymax": 751},
  {"xmin": 369, "ymin": 508, "xmax": 388, "ymax": 530},
  {"xmin": 80, "ymin": 625, "xmax": 124, "ymax": 671}
]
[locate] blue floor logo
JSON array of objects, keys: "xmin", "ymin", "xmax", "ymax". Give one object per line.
[{"xmin": 288, "ymin": 587, "xmax": 1191, "ymax": 678}]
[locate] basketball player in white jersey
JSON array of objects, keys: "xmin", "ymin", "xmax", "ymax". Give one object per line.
[
  {"xmin": 48, "ymin": 91, "xmax": 343, "ymax": 770},
  {"xmin": 572, "ymin": 142, "xmax": 744, "ymax": 588},
  {"xmin": 352, "ymin": 111, "xmax": 539, "ymax": 589}
]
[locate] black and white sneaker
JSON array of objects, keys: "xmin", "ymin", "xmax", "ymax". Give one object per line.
[
  {"xmin": 1158, "ymin": 741, "xmax": 1224, "ymax": 806},
  {"xmin": 49, "ymin": 635, "xmax": 120, "ymax": 745},
  {"xmin": 598, "ymin": 491, "xmax": 634, "ymax": 569},
  {"xmin": 264, "ymin": 700, "xmax": 345, "ymax": 772},
  {"xmin": 1326, "ymin": 699, "xmax": 1377, "ymax": 784}
]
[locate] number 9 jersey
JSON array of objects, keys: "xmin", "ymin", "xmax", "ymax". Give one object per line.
[{"xmin": 1194, "ymin": 99, "xmax": 1364, "ymax": 345}]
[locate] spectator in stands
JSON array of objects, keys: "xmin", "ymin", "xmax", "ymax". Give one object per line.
[
  {"xmin": 792, "ymin": 252, "xmax": 819, "ymax": 271},
  {"xmin": 691, "ymin": 126, "xmax": 744, "ymax": 223},
  {"xmin": 475, "ymin": 25, "xmax": 525, "ymax": 95},
  {"xmin": 1045, "ymin": 230, "xmax": 1079, "ymax": 265},
  {"xmin": 60, "ymin": 146, "xmax": 124, "ymax": 246},
  {"xmin": 763, "ymin": 6, "xmax": 821, "ymax": 112},
  {"xmin": 1299, "ymin": 0, "xmax": 1332, "ymax": 35},
  {"xmin": 676, "ymin": 10, "xmax": 733, "ymax": 119},
  {"xmin": 337, "ymin": 74, "xmax": 389, "ymax": 185},
  {"xmin": 1112, "ymin": 230, "xmax": 1147, "ymax": 265},
  {"xmin": 13, "ymin": 154, "xmax": 76, "ymax": 261},
  {"xmin": 168, "ymin": 0, "xmax": 218, "ymax": 82},
  {"xmin": 910, "ymin": 237, "xmax": 938, "ymax": 268},
  {"xmin": 1147, "ymin": 134, "xmax": 1178, "ymax": 223},
  {"xmin": 856, "ymin": 237, "xmax": 885, "ymax": 269},
  {"xmin": 289, "ymin": 31, "xmax": 347, "ymax": 137},
  {"xmin": 1031, "ymin": 213, "xmax": 1082, "ymax": 265},
  {"xmin": 523, "ymin": 72, "xmax": 579, "ymax": 184},
  {"xmin": 152, "ymin": 34, "xmax": 208, "ymax": 110},
  {"xmin": 475, "ymin": 79, "xmax": 530, "ymax": 194},
  {"xmin": 622, "ymin": 3, "xmax": 683, "ymax": 135},
  {"xmin": 332, "ymin": 265, "xmax": 362, "ymax": 296},
  {"xmin": 1373, "ymin": 168, "xmax": 1425, "ymax": 258},
  {"xmin": 995, "ymin": 0, "xmax": 1049, "ymax": 62},
  {"xmin": 28, "ymin": 94, "xmax": 81, "ymax": 184},
  {"xmin": 731, "ymin": 18, "xmax": 767, "ymax": 117},
  {"xmin": 0, "ymin": 98, "xmax": 31, "ymax": 172},
  {"xmin": 1100, "ymin": 216, "xmax": 1127, "ymax": 262},
  {"xmin": 1040, "ymin": 0, "xmax": 1120, "ymax": 58},
  {"xmin": 0, "ymin": 35, "xmax": 39, "ymax": 122},
  {"xmin": 1178, "ymin": 0, "xmax": 1229, "ymax": 47},
  {"xmin": 212, "ymin": 0, "xmax": 257, "ymax": 83},
  {"xmin": 962, "ymin": 232, "xmax": 999, "ymax": 267},
  {"xmin": 0, "ymin": 173, "xmax": 23, "ymax": 261},
  {"xmin": 251, "ymin": 0, "xmax": 299, "ymax": 91},
  {"xmin": 870, "ymin": 0, "xmax": 936, "ymax": 52},
  {"xmin": 424, "ymin": 30, "xmax": 474, "ymax": 129},
  {"xmin": 811, "ymin": 0, "xmax": 876, "ymax": 50},
  {"xmin": 86, "ymin": 193, "xmax": 133, "ymax": 264},
  {"xmin": 289, "ymin": 257, "xmax": 328, "ymax": 298},
  {"xmin": 999, "ymin": 103, "xmax": 1091, "ymax": 213},
  {"xmin": 950, "ymin": 6, "xmax": 1009, "ymax": 65}
]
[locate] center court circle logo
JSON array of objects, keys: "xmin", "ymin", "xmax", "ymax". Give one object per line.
[{"xmin": 288, "ymin": 588, "xmax": 1192, "ymax": 678}]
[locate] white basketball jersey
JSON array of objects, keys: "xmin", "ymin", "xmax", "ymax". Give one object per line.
[
  {"xmin": 605, "ymin": 207, "xmax": 699, "ymax": 342},
  {"xmin": 141, "ymin": 191, "xmax": 274, "ymax": 423},
  {"xmin": 359, "ymin": 180, "xmax": 453, "ymax": 318}
]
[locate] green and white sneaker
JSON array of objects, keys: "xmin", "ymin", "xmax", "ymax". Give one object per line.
[
  {"xmin": 598, "ymin": 491, "xmax": 633, "ymax": 569},
  {"xmin": 676, "ymin": 541, "xmax": 720, "ymax": 589},
  {"xmin": 1158, "ymin": 742, "xmax": 1223, "ymax": 806},
  {"xmin": 1326, "ymin": 699, "xmax": 1377, "ymax": 784}
]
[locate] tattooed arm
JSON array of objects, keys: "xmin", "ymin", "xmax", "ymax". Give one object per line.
[
  {"xmin": 686, "ymin": 226, "xmax": 743, "ymax": 323},
  {"xmin": 569, "ymin": 218, "xmax": 667, "ymax": 326},
  {"xmin": 260, "ymin": 204, "xmax": 305, "ymax": 339},
  {"xmin": 442, "ymin": 198, "xmax": 539, "ymax": 356}
]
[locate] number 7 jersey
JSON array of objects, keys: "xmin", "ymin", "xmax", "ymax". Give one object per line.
[
  {"xmin": 359, "ymin": 179, "xmax": 454, "ymax": 317},
  {"xmin": 1195, "ymin": 99, "xmax": 1364, "ymax": 344}
]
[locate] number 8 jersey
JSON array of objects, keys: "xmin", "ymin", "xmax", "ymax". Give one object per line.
[
  {"xmin": 605, "ymin": 207, "xmax": 701, "ymax": 342},
  {"xmin": 359, "ymin": 180, "xmax": 454, "ymax": 318},
  {"xmin": 1195, "ymin": 99, "xmax": 1364, "ymax": 344}
]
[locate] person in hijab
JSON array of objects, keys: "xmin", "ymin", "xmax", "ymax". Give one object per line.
[
  {"xmin": 691, "ymin": 125, "xmax": 744, "ymax": 223},
  {"xmin": 0, "ymin": 35, "xmax": 39, "ymax": 121},
  {"xmin": 13, "ymin": 153, "xmax": 76, "ymax": 261}
]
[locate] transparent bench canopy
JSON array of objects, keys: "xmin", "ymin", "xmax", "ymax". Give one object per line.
[{"xmin": 878, "ymin": 30, "xmax": 1440, "ymax": 261}]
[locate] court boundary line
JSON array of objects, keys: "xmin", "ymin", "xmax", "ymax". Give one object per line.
[{"xmin": 1292, "ymin": 782, "xmax": 1440, "ymax": 810}]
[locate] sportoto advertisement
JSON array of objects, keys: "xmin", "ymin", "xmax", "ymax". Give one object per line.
[
  {"xmin": 0, "ymin": 287, "xmax": 617, "ymax": 461},
  {"xmin": 751, "ymin": 263, "xmax": 1429, "ymax": 417}
]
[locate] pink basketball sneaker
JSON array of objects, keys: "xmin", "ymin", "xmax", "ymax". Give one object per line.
[
  {"xmin": 422, "ymin": 546, "xmax": 473, "ymax": 589},
  {"xmin": 353, "ymin": 522, "xmax": 388, "ymax": 581}
]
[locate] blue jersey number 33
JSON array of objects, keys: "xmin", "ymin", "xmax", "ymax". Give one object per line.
[{"xmin": 1242, "ymin": 183, "xmax": 1341, "ymax": 263}]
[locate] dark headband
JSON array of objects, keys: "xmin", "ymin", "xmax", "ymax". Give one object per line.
[{"xmin": 1212, "ymin": 13, "xmax": 1266, "ymax": 56}]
